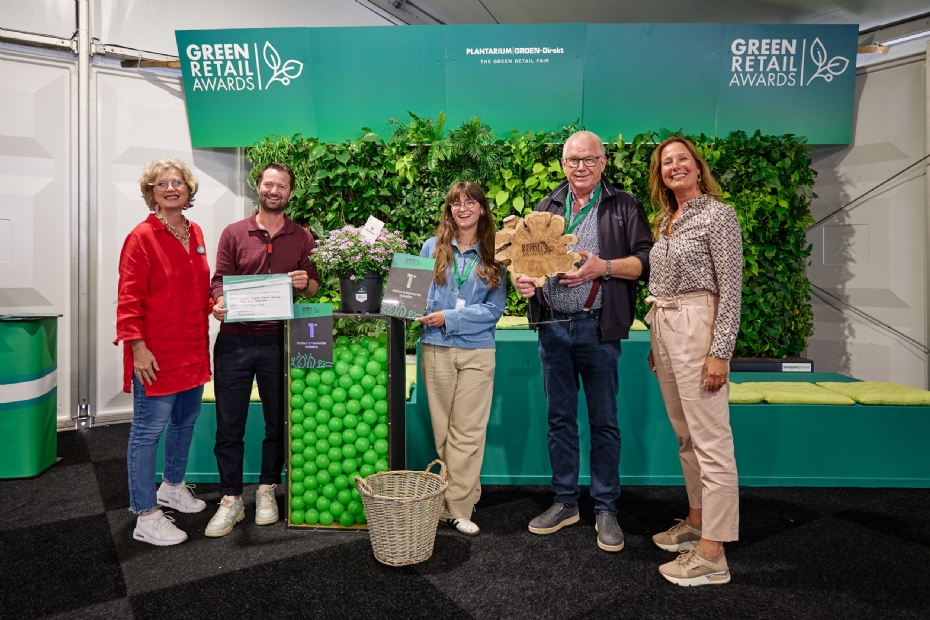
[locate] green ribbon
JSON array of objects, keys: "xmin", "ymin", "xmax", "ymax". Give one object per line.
[
  {"xmin": 453, "ymin": 251, "xmax": 480, "ymax": 288},
  {"xmin": 565, "ymin": 183, "xmax": 602, "ymax": 235}
]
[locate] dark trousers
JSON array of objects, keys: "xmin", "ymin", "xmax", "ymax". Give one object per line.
[
  {"xmin": 213, "ymin": 330, "xmax": 285, "ymax": 497},
  {"xmin": 538, "ymin": 310, "xmax": 622, "ymax": 513}
]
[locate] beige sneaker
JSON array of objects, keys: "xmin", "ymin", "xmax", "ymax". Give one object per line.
[
  {"xmin": 255, "ymin": 484, "xmax": 279, "ymax": 525},
  {"xmin": 652, "ymin": 517, "xmax": 701, "ymax": 551},
  {"xmin": 205, "ymin": 496, "xmax": 245, "ymax": 538},
  {"xmin": 659, "ymin": 545, "xmax": 730, "ymax": 586}
]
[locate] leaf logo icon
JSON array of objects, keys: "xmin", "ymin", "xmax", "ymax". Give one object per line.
[
  {"xmin": 263, "ymin": 41, "xmax": 304, "ymax": 89},
  {"xmin": 806, "ymin": 37, "xmax": 849, "ymax": 85}
]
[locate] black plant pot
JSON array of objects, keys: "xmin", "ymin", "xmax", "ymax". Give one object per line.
[{"xmin": 338, "ymin": 272, "xmax": 383, "ymax": 313}]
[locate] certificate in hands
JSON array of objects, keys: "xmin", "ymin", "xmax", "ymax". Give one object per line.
[{"xmin": 223, "ymin": 274, "xmax": 294, "ymax": 322}]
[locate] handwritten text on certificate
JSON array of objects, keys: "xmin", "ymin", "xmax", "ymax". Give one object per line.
[{"xmin": 222, "ymin": 274, "xmax": 294, "ymax": 322}]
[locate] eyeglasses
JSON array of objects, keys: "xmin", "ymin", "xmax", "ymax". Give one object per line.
[
  {"xmin": 150, "ymin": 180, "xmax": 185, "ymax": 190},
  {"xmin": 563, "ymin": 156, "xmax": 604, "ymax": 168},
  {"xmin": 451, "ymin": 199, "xmax": 479, "ymax": 211}
]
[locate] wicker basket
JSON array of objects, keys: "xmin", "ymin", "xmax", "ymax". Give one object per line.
[{"xmin": 356, "ymin": 459, "xmax": 448, "ymax": 566}]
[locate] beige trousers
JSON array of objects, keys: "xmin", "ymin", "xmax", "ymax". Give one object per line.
[
  {"xmin": 646, "ymin": 291, "xmax": 739, "ymax": 542},
  {"xmin": 420, "ymin": 344, "xmax": 496, "ymax": 519}
]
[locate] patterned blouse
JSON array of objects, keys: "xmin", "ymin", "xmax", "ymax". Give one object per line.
[{"xmin": 648, "ymin": 194, "xmax": 743, "ymax": 359}]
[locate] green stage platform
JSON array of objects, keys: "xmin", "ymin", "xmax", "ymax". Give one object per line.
[{"xmin": 159, "ymin": 331, "xmax": 930, "ymax": 488}]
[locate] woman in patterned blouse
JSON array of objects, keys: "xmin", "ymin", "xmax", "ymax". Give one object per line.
[{"xmin": 644, "ymin": 137, "xmax": 743, "ymax": 587}]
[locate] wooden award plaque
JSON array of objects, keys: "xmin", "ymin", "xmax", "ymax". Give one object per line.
[{"xmin": 494, "ymin": 211, "xmax": 582, "ymax": 287}]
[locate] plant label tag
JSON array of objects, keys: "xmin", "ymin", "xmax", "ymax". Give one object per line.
[
  {"xmin": 356, "ymin": 293, "xmax": 368, "ymax": 302},
  {"xmin": 361, "ymin": 216, "xmax": 384, "ymax": 243}
]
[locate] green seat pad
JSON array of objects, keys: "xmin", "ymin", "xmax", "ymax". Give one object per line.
[
  {"xmin": 817, "ymin": 381, "xmax": 930, "ymax": 405},
  {"xmin": 738, "ymin": 382, "xmax": 855, "ymax": 405},
  {"xmin": 201, "ymin": 381, "xmax": 261, "ymax": 403},
  {"xmin": 496, "ymin": 316, "xmax": 648, "ymax": 331},
  {"xmin": 728, "ymin": 383, "xmax": 765, "ymax": 404}
]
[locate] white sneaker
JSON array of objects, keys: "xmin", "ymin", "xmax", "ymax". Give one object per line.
[
  {"xmin": 255, "ymin": 484, "xmax": 279, "ymax": 525},
  {"xmin": 443, "ymin": 517, "xmax": 480, "ymax": 536},
  {"xmin": 205, "ymin": 495, "xmax": 245, "ymax": 538},
  {"xmin": 157, "ymin": 481, "xmax": 207, "ymax": 513},
  {"xmin": 133, "ymin": 509, "xmax": 187, "ymax": 546}
]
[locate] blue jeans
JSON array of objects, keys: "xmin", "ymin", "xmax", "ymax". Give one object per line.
[
  {"xmin": 127, "ymin": 376, "xmax": 204, "ymax": 514},
  {"xmin": 538, "ymin": 310, "xmax": 621, "ymax": 513}
]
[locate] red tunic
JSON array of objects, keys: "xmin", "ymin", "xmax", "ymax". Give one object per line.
[{"xmin": 115, "ymin": 214, "xmax": 212, "ymax": 396}]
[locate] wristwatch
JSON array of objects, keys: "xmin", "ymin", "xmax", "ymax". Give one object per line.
[{"xmin": 603, "ymin": 260, "xmax": 612, "ymax": 280}]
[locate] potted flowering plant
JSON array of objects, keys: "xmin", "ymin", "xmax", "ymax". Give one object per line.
[{"xmin": 311, "ymin": 225, "xmax": 408, "ymax": 313}]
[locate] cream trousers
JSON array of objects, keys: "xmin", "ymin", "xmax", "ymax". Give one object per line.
[
  {"xmin": 646, "ymin": 291, "xmax": 739, "ymax": 542},
  {"xmin": 420, "ymin": 344, "xmax": 496, "ymax": 520}
]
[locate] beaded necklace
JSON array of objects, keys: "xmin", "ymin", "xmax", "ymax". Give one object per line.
[{"xmin": 154, "ymin": 212, "xmax": 190, "ymax": 245}]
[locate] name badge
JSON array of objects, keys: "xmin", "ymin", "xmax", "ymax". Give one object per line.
[
  {"xmin": 455, "ymin": 298, "xmax": 466, "ymax": 310},
  {"xmin": 196, "ymin": 246, "xmax": 205, "ymax": 254}
]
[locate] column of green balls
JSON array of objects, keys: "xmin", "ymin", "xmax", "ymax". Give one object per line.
[{"xmin": 287, "ymin": 332, "xmax": 390, "ymax": 527}]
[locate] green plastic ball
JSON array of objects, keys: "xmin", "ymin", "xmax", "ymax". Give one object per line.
[
  {"xmin": 347, "ymin": 500, "xmax": 362, "ymax": 516},
  {"xmin": 359, "ymin": 463, "xmax": 375, "ymax": 478},
  {"xmin": 371, "ymin": 385, "xmax": 387, "ymax": 401},
  {"xmin": 327, "ymin": 463, "xmax": 342, "ymax": 478},
  {"xmin": 351, "ymin": 487, "xmax": 361, "ymax": 500},
  {"xmin": 333, "ymin": 361, "xmax": 349, "ymax": 376},
  {"xmin": 327, "ymin": 447, "xmax": 342, "ymax": 462},
  {"xmin": 314, "ymin": 439, "xmax": 330, "ymax": 454},
  {"xmin": 290, "ymin": 509, "xmax": 305, "ymax": 525},
  {"xmin": 342, "ymin": 444, "xmax": 357, "ymax": 459},
  {"xmin": 303, "ymin": 432, "xmax": 318, "ymax": 447},
  {"xmin": 335, "ymin": 335, "xmax": 350, "ymax": 346},
  {"xmin": 303, "ymin": 474, "xmax": 319, "ymax": 489},
  {"xmin": 338, "ymin": 350, "xmax": 354, "ymax": 363},
  {"xmin": 349, "ymin": 343, "xmax": 362, "ymax": 354},
  {"xmin": 329, "ymin": 501, "xmax": 345, "ymax": 518},
  {"xmin": 376, "ymin": 371, "xmax": 388, "ymax": 386},
  {"xmin": 321, "ymin": 483, "xmax": 337, "ymax": 500},
  {"xmin": 373, "ymin": 348, "xmax": 388, "ymax": 364},
  {"xmin": 339, "ymin": 511, "xmax": 356, "ymax": 527},
  {"xmin": 316, "ymin": 470, "xmax": 331, "ymax": 485},
  {"xmin": 327, "ymin": 432, "xmax": 343, "ymax": 447},
  {"xmin": 302, "ymin": 417, "xmax": 318, "ymax": 433},
  {"xmin": 319, "ymin": 511, "xmax": 334, "ymax": 526},
  {"xmin": 290, "ymin": 367, "xmax": 306, "ymax": 380},
  {"xmin": 315, "ymin": 496, "xmax": 331, "ymax": 512},
  {"xmin": 355, "ymin": 421, "xmax": 371, "ymax": 437},
  {"xmin": 373, "ymin": 439, "xmax": 389, "ymax": 456},
  {"xmin": 359, "ymin": 394, "xmax": 375, "ymax": 410},
  {"xmin": 348, "ymin": 366, "xmax": 365, "ymax": 382},
  {"xmin": 302, "ymin": 386, "xmax": 318, "ymax": 402},
  {"xmin": 335, "ymin": 375, "xmax": 352, "ymax": 391},
  {"xmin": 354, "ymin": 437, "xmax": 371, "ymax": 452},
  {"xmin": 327, "ymin": 417, "xmax": 344, "ymax": 433},
  {"xmin": 341, "ymin": 458, "xmax": 358, "ymax": 474},
  {"xmin": 314, "ymin": 454, "xmax": 329, "ymax": 469},
  {"xmin": 320, "ymin": 369, "xmax": 336, "ymax": 385},
  {"xmin": 353, "ymin": 356, "xmax": 369, "ymax": 368},
  {"xmin": 365, "ymin": 361, "xmax": 381, "ymax": 376},
  {"xmin": 360, "ymin": 375, "xmax": 376, "ymax": 391},
  {"xmin": 305, "ymin": 508, "xmax": 320, "ymax": 525},
  {"xmin": 348, "ymin": 384, "xmax": 365, "ymax": 400},
  {"xmin": 374, "ymin": 401, "xmax": 388, "ymax": 417},
  {"xmin": 290, "ymin": 424, "xmax": 305, "ymax": 439},
  {"xmin": 374, "ymin": 459, "xmax": 389, "ymax": 473},
  {"xmin": 355, "ymin": 511, "xmax": 367, "ymax": 524},
  {"xmin": 290, "ymin": 481, "xmax": 306, "ymax": 496},
  {"xmin": 314, "ymin": 409, "xmax": 330, "ymax": 424},
  {"xmin": 373, "ymin": 423, "xmax": 388, "ymax": 439},
  {"xmin": 302, "ymin": 446, "xmax": 318, "ymax": 461},
  {"xmin": 290, "ymin": 394, "xmax": 306, "ymax": 409},
  {"xmin": 318, "ymin": 395, "xmax": 334, "ymax": 411},
  {"xmin": 361, "ymin": 410, "xmax": 377, "ymax": 425},
  {"xmin": 331, "ymin": 387, "xmax": 347, "ymax": 403},
  {"xmin": 362, "ymin": 449, "xmax": 378, "ymax": 465},
  {"xmin": 377, "ymin": 415, "xmax": 388, "ymax": 425},
  {"xmin": 337, "ymin": 489, "xmax": 353, "ymax": 505},
  {"xmin": 303, "ymin": 461, "xmax": 319, "ymax": 476},
  {"xmin": 377, "ymin": 333, "xmax": 388, "ymax": 345},
  {"xmin": 290, "ymin": 409, "xmax": 305, "ymax": 424},
  {"xmin": 331, "ymin": 403, "xmax": 347, "ymax": 418},
  {"xmin": 315, "ymin": 425, "xmax": 330, "ymax": 440},
  {"xmin": 290, "ymin": 496, "xmax": 305, "ymax": 510},
  {"xmin": 304, "ymin": 370, "xmax": 320, "ymax": 386},
  {"xmin": 290, "ymin": 379, "xmax": 306, "ymax": 394},
  {"xmin": 345, "ymin": 400, "xmax": 361, "ymax": 415},
  {"xmin": 333, "ymin": 474, "xmax": 349, "ymax": 490},
  {"xmin": 290, "ymin": 468, "xmax": 306, "ymax": 482},
  {"xmin": 302, "ymin": 401, "xmax": 318, "ymax": 417},
  {"xmin": 343, "ymin": 414, "xmax": 359, "ymax": 430},
  {"xmin": 316, "ymin": 383, "xmax": 332, "ymax": 396},
  {"xmin": 302, "ymin": 489, "xmax": 319, "ymax": 506},
  {"xmin": 290, "ymin": 454, "xmax": 305, "ymax": 468},
  {"xmin": 342, "ymin": 428, "xmax": 358, "ymax": 444}
]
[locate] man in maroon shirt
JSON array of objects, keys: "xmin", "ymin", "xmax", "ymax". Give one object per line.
[{"xmin": 205, "ymin": 162, "xmax": 320, "ymax": 537}]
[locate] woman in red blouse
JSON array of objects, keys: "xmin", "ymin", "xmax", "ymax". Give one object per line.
[{"xmin": 115, "ymin": 158, "xmax": 213, "ymax": 546}]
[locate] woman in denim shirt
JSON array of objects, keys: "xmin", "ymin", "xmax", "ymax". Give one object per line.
[{"xmin": 417, "ymin": 181, "xmax": 506, "ymax": 536}]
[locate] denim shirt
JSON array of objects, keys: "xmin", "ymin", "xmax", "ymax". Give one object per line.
[{"xmin": 419, "ymin": 236, "xmax": 506, "ymax": 350}]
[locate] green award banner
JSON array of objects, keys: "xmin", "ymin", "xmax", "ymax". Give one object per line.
[
  {"xmin": 288, "ymin": 303, "xmax": 334, "ymax": 371},
  {"xmin": 176, "ymin": 23, "xmax": 858, "ymax": 146},
  {"xmin": 380, "ymin": 254, "xmax": 436, "ymax": 320}
]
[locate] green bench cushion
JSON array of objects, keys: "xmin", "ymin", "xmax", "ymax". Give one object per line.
[
  {"xmin": 728, "ymin": 383, "xmax": 765, "ymax": 404},
  {"xmin": 817, "ymin": 381, "xmax": 930, "ymax": 406},
  {"xmin": 738, "ymin": 382, "xmax": 855, "ymax": 405}
]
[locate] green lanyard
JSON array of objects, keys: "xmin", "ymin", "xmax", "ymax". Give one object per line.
[
  {"xmin": 565, "ymin": 184, "xmax": 602, "ymax": 234},
  {"xmin": 453, "ymin": 251, "xmax": 480, "ymax": 288}
]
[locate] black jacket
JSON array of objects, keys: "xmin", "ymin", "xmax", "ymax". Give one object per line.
[{"xmin": 527, "ymin": 180, "xmax": 653, "ymax": 340}]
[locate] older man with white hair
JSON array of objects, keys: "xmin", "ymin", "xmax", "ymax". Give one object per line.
[{"xmin": 514, "ymin": 130, "xmax": 653, "ymax": 552}]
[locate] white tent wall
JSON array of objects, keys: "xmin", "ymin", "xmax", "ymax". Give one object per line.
[{"xmin": 808, "ymin": 49, "xmax": 929, "ymax": 388}]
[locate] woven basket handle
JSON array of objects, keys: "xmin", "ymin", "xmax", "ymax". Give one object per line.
[
  {"xmin": 425, "ymin": 459, "xmax": 447, "ymax": 482},
  {"xmin": 355, "ymin": 474, "xmax": 372, "ymax": 496}
]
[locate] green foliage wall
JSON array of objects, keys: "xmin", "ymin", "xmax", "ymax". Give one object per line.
[{"xmin": 245, "ymin": 115, "xmax": 816, "ymax": 358}]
